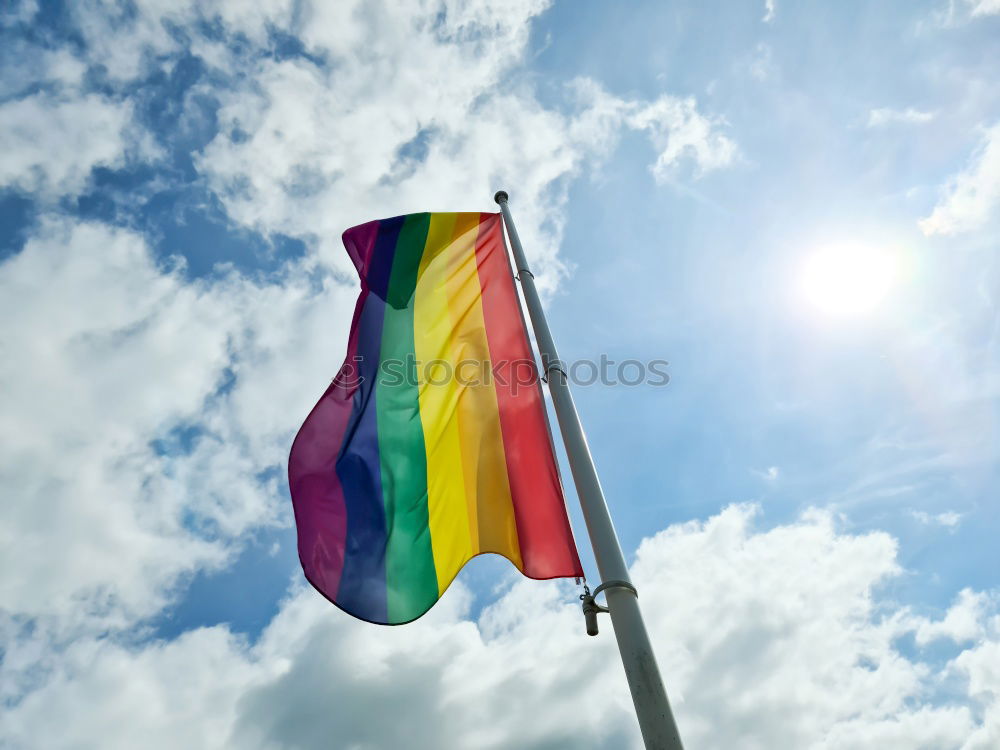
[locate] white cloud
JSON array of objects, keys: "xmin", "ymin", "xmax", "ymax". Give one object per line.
[
  {"xmin": 965, "ymin": 0, "xmax": 1000, "ymax": 16},
  {"xmin": 3, "ymin": 626, "xmax": 259, "ymax": 747},
  {"xmin": 955, "ymin": 638, "xmax": 1000, "ymax": 748},
  {"xmin": 748, "ymin": 42, "xmax": 776, "ymax": 81},
  {"xmin": 915, "ymin": 588, "xmax": 992, "ymax": 645},
  {"xmin": 195, "ymin": 0, "xmax": 569, "ymax": 286},
  {"xmin": 763, "ymin": 0, "xmax": 776, "ymax": 23},
  {"xmin": 5, "ymin": 0, "xmax": 733, "ymax": 294},
  {"xmin": 0, "ymin": 0, "xmax": 37, "ymax": 25},
  {"xmin": 754, "ymin": 465, "xmax": 780, "ymax": 480},
  {"xmin": 568, "ymin": 79, "xmax": 738, "ymax": 185},
  {"xmin": 0, "ymin": 217, "xmax": 355, "ymax": 634},
  {"xmin": 930, "ymin": 0, "xmax": 1000, "ymax": 26},
  {"xmin": 919, "ymin": 123, "xmax": 1000, "ymax": 236},
  {"xmin": 867, "ymin": 107, "xmax": 937, "ymax": 128},
  {"xmin": 3, "ymin": 505, "xmax": 998, "ymax": 749},
  {"xmin": 0, "ymin": 42, "xmax": 87, "ymax": 99},
  {"xmin": 912, "ymin": 509, "xmax": 963, "ymax": 527},
  {"xmin": 0, "ymin": 92, "xmax": 139, "ymax": 199},
  {"xmin": 67, "ymin": 0, "xmax": 294, "ymax": 82},
  {"xmin": 628, "ymin": 97, "xmax": 737, "ymax": 182},
  {"xmin": 196, "ymin": 2, "xmax": 735, "ymax": 289},
  {"xmin": 0, "ymin": 219, "xmax": 230, "ymax": 629},
  {"xmin": 0, "ymin": 21, "xmax": 142, "ymax": 201}
]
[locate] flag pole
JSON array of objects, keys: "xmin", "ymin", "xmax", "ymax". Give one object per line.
[{"xmin": 494, "ymin": 191, "xmax": 684, "ymax": 750}]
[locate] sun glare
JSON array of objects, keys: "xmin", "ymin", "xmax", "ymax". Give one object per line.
[{"xmin": 798, "ymin": 244, "xmax": 898, "ymax": 317}]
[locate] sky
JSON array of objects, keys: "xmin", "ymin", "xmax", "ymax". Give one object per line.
[{"xmin": 1, "ymin": 1, "xmax": 999, "ymax": 748}]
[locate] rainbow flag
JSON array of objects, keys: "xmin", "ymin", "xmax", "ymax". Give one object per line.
[{"xmin": 288, "ymin": 212, "xmax": 583, "ymax": 624}]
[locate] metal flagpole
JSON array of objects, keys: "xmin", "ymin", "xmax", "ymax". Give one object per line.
[{"xmin": 494, "ymin": 190, "xmax": 684, "ymax": 750}]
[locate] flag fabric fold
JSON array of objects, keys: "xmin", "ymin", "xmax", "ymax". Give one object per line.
[{"xmin": 288, "ymin": 211, "xmax": 583, "ymax": 625}]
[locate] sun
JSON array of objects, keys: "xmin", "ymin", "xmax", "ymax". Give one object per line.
[{"xmin": 797, "ymin": 244, "xmax": 899, "ymax": 317}]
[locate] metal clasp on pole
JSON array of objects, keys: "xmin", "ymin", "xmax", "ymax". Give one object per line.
[{"xmin": 580, "ymin": 580, "xmax": 637, "ymax": 636}]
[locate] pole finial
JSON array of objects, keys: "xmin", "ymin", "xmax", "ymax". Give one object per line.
[{"xmin": 493, "ymin": 190, "xmax": 509, "ymax": 205}]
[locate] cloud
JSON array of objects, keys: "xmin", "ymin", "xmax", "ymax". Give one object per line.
[
  {"xmin": 911, "ymin": 510, "xmax": 963, "ymax": 527},
  {"xmin": 2, "ymin": 0, "xmax": 734, "ymax": 293},
  {"xmin": 763, "ymin": 0, "xmax": 776, "ymax": 23},
  {"xmin": 0, "ymin": 12, "xmax": 160, "ymax": 201},
  {"xmin": 3, "ymin": 505, "xmax": 998, "ymax": 749},
  {"xmin": 65, "ymin": 0, "xmax": 295, "ymax": 83},
  {"xmin": 867, "ymin": 107, "xmax": 936, "ymax": 128},
  {"xmin": 194, "ymin": 0, "xmax": 569, "ymax": 286},
  {"xmin": 915, "ymin": 588, "xmax": 992, "ymax": 646},
  {"xmin": 919, "ymin": 123, "xmax": 1000, "ymax": 236},
  {"xmin": 753, "ymin": 466, "xmax": 780, "ymax": 480},
  {"xmin": 0, "ymin": 34, "xmax": 90, "ymax": 103},
  {"xmin": 0, "ymin": 216, "xmax": 357, "ymax": 635},
  {"xmin": 0, "ymin": 0, "xmax": 37, "ymax": 26},
  {"xmin": 0, "ymin": 92, "xmax": 141, "ymax": 199},
  {"xmin": 195, "ymin": 3, "xmax": 735, "ymax": 289},
  {"xmin": 931, "ymin": 0, "xmax": 1000, "ymax": 26},
  {"xmin": 965, "ymin": 0, "xmax": 1000, "ymax": 17},
  {"xmin": 569, "ymin": 79, "xmax": 738, "ymax": 185},
  {"xmin": 748, "ymin": 42, "xmax": 776, "ymax": 81},
  {"xmin": 628, "ymin": 96, "xmax": 738, "ymax": 182}
]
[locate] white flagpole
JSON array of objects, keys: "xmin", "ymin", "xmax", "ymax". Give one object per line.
[{"xmin": 495, "ymin": 191, "xmax": 684, "ymax": 750}]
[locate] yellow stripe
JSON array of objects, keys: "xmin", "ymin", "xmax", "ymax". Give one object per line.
[
  {"xmin": 444, "ymin": 214, "xmax": 522, "ymax": 568},
  {"xmin": 415, "ymin": 213, "xmax": 475, "ymax": 593}
]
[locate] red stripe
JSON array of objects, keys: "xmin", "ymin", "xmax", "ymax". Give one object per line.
[{"xmin": 474, "ymin": 213, "xmax": 583, "ymax": 578}]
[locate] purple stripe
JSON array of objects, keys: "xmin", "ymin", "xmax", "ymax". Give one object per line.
[
  {"xmin": 288, "ymin": 220, "xmax": 382, "ymax": 603},
  {"xmin": 330, "ymin": 217, "xmax": 403, "ymax": 621},
  {"xmin": 288, "ymin": 382, "xmax": 354, "ymax": 598},
  {"xmin": 343, "ymin": 219, "xmax": 381, "ymax": 275}
]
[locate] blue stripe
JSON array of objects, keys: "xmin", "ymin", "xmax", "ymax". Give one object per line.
[{"xmin": 333, "ymin": 218, "xmax": 403, "ymax": 622}]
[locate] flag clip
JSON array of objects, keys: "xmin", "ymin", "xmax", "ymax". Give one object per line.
[{"xmin": 580, "ymin": 580, "xmax": 638, "ymax": 637}]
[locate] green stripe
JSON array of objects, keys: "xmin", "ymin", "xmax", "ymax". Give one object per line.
[{"xmin": 376, "ymin": 213, "xmax": 438, "ymax": 623}]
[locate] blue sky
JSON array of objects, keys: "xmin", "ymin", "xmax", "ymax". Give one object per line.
[{"xmin": 2, "ymin": 1, "xmax": 999, "ymax": 748}]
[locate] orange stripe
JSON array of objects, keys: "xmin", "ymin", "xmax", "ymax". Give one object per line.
[
  {"xmin": 445, "ymin": 214, "xmax": 522, "ymax": 564},
  {"xmin": 473, "ymin": 213, "xmax": 582, "ymax": 578}
]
